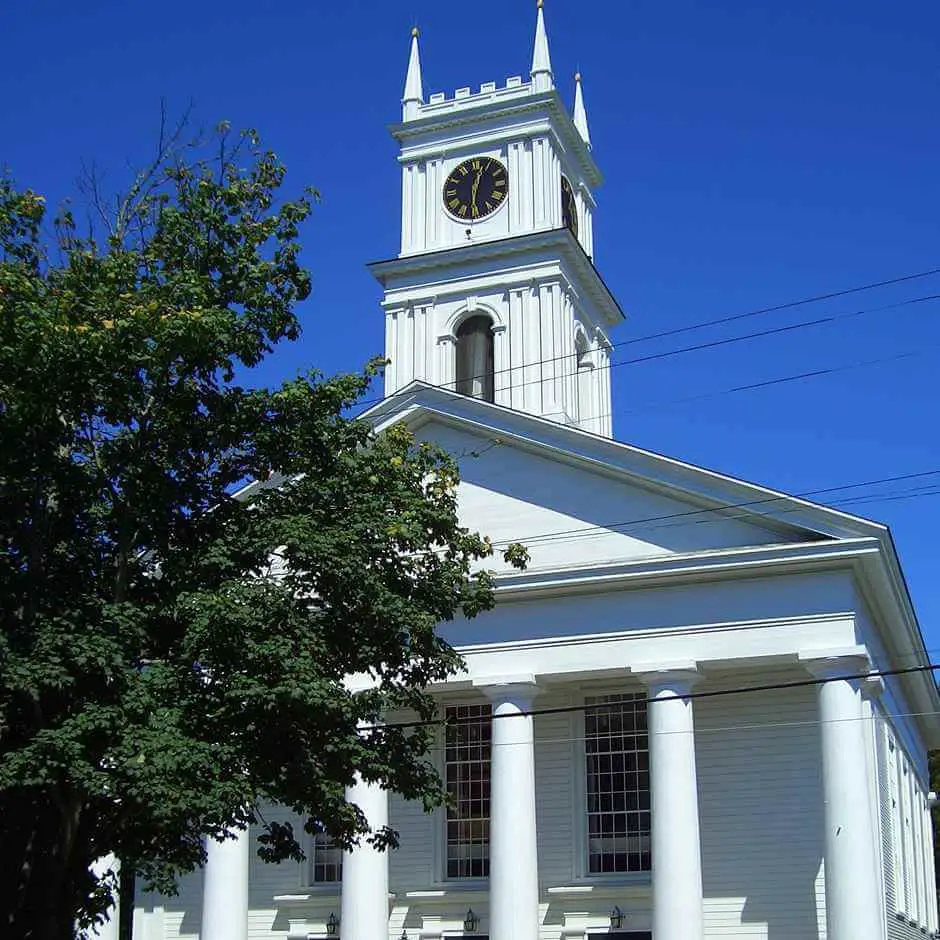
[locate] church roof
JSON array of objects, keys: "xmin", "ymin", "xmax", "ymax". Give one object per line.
[{"xmin": 360, "ymin": 381, "xmax": 938, "ymax": 739}]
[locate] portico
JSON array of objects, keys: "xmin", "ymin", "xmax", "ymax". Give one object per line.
[{"xmin": 198, "ymin": 645, "xmax": 891, "ymax": 940}]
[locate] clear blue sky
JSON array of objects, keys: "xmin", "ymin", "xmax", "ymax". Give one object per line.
[{"xmin": 3, "ymin": 1, "xmax": 939, "ymax": 653}]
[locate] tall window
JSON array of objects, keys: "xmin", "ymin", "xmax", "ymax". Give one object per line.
[
  {"xmin": 445, "ymin": 703, "xmax": 492, "ymax": 878},
  {"xmin": 309, "ymin": 832, "xmax": 342, "ymax": 884},
  {"xmin": 455, "ymin": 316, "xmax": 494, "ymax": 402},
  {"xmin": 585, "ymin": 693, "xmax": 651, "ymax": 874}
]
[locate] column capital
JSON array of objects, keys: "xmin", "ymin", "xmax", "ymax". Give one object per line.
[
  {"xmin": 473, "ymin": 674, "xmax": 538, "ymax": 708},
  {"xmin": 798, "ymin": 646, "xmax": 871, "ymax": 680},
  {"xmin": 633, "ymin": 661, "xmax": 701, "ymax": 696}
]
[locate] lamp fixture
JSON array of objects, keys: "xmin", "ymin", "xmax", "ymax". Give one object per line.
[
  {"xmin": 326, "ymin": 912, "xmax": 339, "ymax": 936},
  {"xmin": 400, "ymin": 932, "xmax": 409, "ymax": 940},
  {"xmin": 463, "ymin": 908, "xmax": 480, "ymax": 933},
  {"xmin": 609, "ymin": 906, "xmax": 624, "ymax": 929}
]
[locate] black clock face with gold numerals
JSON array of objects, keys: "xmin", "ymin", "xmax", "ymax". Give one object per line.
[
  {"xmin": 443, "ymin": 157, "xmax": 508, "ymax": 221},
  {"xmin": 561, "ymin": 176, "xmax": 579, "ymax": 238}
]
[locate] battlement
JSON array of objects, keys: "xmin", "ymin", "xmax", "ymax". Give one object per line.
[{"xmin": 407, "ymin": 76, "xmax": 533, "ymax": 121}]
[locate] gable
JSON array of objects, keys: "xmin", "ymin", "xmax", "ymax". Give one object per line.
[{"xmin": 413, "ymin": 419, "xmax": 823, "ymax": 573}]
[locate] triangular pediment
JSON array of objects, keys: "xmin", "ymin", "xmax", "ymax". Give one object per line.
[{"xmin": 363, "ymin": 384, "xmax": 887, "ymax": 574}]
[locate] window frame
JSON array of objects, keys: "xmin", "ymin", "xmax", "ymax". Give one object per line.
[
  {"xmin": 306, "ymin": 830, "xmax": 343, "ymax": 887},
  {"xmin": 439, "ymin": 698, "xmax": 493, "ymax": 882},
  {"xmin": 573, "ymin": 683, "xmax": 652, "ymax": 884},
  {"xmin": 454, "ymin": 315, "xmax": 495, "ymax": 403}
]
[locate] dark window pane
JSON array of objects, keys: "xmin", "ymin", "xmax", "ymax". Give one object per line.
[
  {"xmin": 584, "ymin": 693, "xmax": 651, "ymax": 874},
  {"xmin": 445, "ymin": 703, "xmax": 492, "ymax": 880},
  {"xmin": 455, "ymin": 316, "xmax": 494, "ymax": 402}
]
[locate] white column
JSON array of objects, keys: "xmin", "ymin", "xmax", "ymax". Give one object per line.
[
  {"xmin": 202, "ymin": 828, "xmax": 250, "ymax": 940},
  {"xmin": 89, "ymin": 854, "xmax": 120, "ymax": 940},
  {"xmin": 637, "ymin": 665, "xmax": 704, "ymax": 940},
  {"xmin": 478, "ymin": 679, "xmax": 540, "ymax": 940},
  {"xmin": 801, "ymin": 651, "xmax": 882, "ymax": 940},
  {"xmin": 340, "ymin": 776, "xmax": 389, "ymax": 940}
]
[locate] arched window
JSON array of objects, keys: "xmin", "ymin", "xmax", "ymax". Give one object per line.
[{"xmin": 455, "ymin": 315, "xmax": 494, "ymax": 402}]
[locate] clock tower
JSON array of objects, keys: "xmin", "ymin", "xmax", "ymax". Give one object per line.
[{"xmin": 369, "ymin": 1, "xmax": 624, "ymax": 437}]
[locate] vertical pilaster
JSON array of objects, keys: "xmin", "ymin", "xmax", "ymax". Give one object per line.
[
  {"xmin": 477, "ymin": 680, "xmax": 540, "ymax": 940},
  {"xmin": 636, "ymin": 665, "xmax": 704, "ymax": 940},
  {"xmin": 508, "ymin": 141, "xmax": 523, "ymax": 231},
  {"xmin": 493, "ymin": 323, "xmax": 510, "ymax": 406},
  {"xmin": 532, "ymin": 138, "xmax": 548, "ymax": 228},
  {"xmin": 340, "ymin": 776, "xmax": 390, "ymax": 940},
  {"xmin": 926, "ymin": 793, "xmax": 938, "ymax": 932},
  {"xmin": 401, "ymin": 164, "xmax": 414, "ymax": 253},
  {"xmin": 202, "ymin": 828, "xmax": 250, "ymax": 940},
  {"xmin": 800, "ymin": 651, "xmax": 882, "ymax": 940},
  {"xmin": 399, "ymin": 306, "xmax": 415, "ymax": 389},
  {"xmin": 437, "ymin": 334, "xmax": 457, "ymax": 389},
  {"xmin": 413, "ymin": 303, "xmax": 429, "ymax": 383},
  {"xmin": 385, "ymin": 308, "xmax": 401, "ymax": 394},
  {"xmin": 508, "ymin": 287, "xmax": 526, "ymax": 411},
  {"xmin": 537, "ymin": 282, "xmax": 554, "ymax": 417},
  {"xmin": 598, "ymin": 343, "xmax": 613, "ymax": 437}
]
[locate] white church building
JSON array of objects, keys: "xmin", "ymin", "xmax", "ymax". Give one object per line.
[{"xmin": 131, "ymin": 5, "xmax": 940, "ymax": 940}]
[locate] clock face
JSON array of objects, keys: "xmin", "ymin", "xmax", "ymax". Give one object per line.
[
  {"xmin": 443, "ymin": 157, "xmax": 508, "ymax": 221},
  {"xmin": 561, "ymin": 176, "xmax": 579, "ymax": 238}
]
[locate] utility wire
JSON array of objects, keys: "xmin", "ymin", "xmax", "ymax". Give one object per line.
[
  {"xmin": 352, "ymin": 273, "xmax": 940, "ymax": 412},
  {"xmin": 527, "ymin": 485, "xmax": 940, "ymax": 549},
  {"xmin": 416, "ymin": 709, "xmax": 940, "ymax": 751},
  {"xmin": 352, "ymin": 295, "xmax": 940, "ymax": 423},
  {"xmin": 626, "ymin": 267, "xmax": 940, "ymax": 345},
  {"xmin": 366, "ymin": 661, "xmax": 940, "ymax": 733},
  {"xmin": 483, "ymin": 467, "xmax": 940, "ymax": 550},
  {"xmin": 416, "ymin": 643, "xmax": 940, "ymax": 749}
]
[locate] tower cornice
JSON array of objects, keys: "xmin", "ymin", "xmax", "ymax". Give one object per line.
[
  {"xmin": 389, "ymin": 90, "xmax": 601, "ymax": 189},
  {"xmin": 369, "ymin": 228, "xmax": 624, "ymax": 327}
]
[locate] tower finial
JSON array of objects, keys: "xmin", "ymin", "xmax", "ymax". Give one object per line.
[
  {"xmin": 402, "ymin": 26, "xmax": 423, "ymax": 120},
  {"xmin": 573, "ymin": 71, "xmax": 591, "ymax": 149},
  {"xmin": 530, "ymin": 0, "xmax": 554, "ymax": 92}
]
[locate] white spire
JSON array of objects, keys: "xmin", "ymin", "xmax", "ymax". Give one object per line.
[
  {"xmin": 402, "ymin": 27, "xmax": 423, "ymax": 120},
  {"xmin": 573, "ymin": 72, "xmax": 591, "ymax": 149},
  {"xmin": 530, "ymin": 0, "xmax": 554, "ymax": 92}
]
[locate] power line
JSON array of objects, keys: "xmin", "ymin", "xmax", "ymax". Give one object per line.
[
  {"xmin": 415, "ymin": 649, "xmax": 940, "ymax": 749},
  {"xmin": 626, "ymin": 267, "xmax": 940, "ymax": 345},
  {"xmin": 390, "ymin": 468, "xmax": 940, "ymax": 565},
  {"xmin": 615, "ymin": 294, "xmax": 939, "ymax": 372},
  {"xmin": 417, "ymin": 708, "xmax": 940, "ymax": 751},
  {"xmin": 484, "ymin": 467, "xmax": 940, "ymax": 550},
  {"xmin": 352, "ymin": 294, "xmax": 940, "ymax": 421},
  {"xmin": 367, "ymin": 661, "xmax": 940, "ymax": 734},
  {"xmin": 352, "ymin": 272, "xmax": 940, "ymax": 412},
  {"xmin": 617, "ymin": 345, "xmax": 936, "ymax": 418}
]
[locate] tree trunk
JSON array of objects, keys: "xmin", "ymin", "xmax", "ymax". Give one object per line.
[{"xmin": 1, "ymin": 788, "xmax": 86, "ymax": 940}]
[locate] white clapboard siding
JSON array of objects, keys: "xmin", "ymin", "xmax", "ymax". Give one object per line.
[
  {"xmin": 534, "ymin": 692, "xmax": 577, "ymax": 889},
  {"xmin": 695, "ymin": 680, "xmax": 826, "ymax": 940}
]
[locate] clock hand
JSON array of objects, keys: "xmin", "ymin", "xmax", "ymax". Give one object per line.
[{"xmin": 470, "ymin": 168, "xmax": 483, "ymax": 212}]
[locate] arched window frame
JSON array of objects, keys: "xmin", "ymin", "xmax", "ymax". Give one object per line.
[{"xmin": 454, "ymin": 314, "xmax": 495, "ymax": 403}]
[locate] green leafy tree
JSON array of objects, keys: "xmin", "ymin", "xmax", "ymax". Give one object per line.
[{"xmin": 0, "ymin": 122, "xmax": 526, "ymax": 940}]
